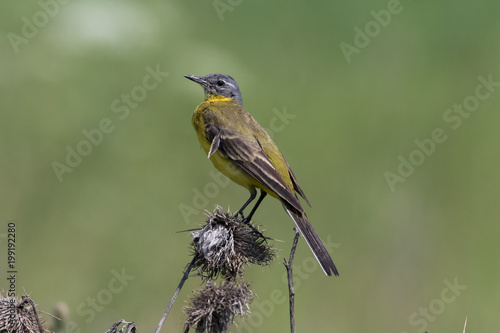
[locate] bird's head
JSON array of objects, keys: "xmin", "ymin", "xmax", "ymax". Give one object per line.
[{"xmin": 184, "ymin": 73, "xmax": 243, "ymax": 106}]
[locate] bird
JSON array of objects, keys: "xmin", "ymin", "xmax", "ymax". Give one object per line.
[{"xmin": 185, "ymin": 73, "xmax": 339, "ymax": 277}]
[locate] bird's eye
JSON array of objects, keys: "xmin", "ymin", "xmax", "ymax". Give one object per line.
[{"xmin": 217, "ymin": 80, "xmax": 225, "ymax": 86}]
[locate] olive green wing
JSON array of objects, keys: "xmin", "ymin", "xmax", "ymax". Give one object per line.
[{"xmin": 205, "ymin": 122, "xmax": 304, "ymax": 214}]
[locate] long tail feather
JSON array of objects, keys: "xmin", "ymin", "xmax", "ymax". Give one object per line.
[{"xmin": 283, "ymin": 204, "xmax": 339, "ymax": 277}]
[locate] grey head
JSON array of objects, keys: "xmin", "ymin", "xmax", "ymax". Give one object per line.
[{"xmin": 184, "ymin": 73, "xmax": 243, "ymax": 106}]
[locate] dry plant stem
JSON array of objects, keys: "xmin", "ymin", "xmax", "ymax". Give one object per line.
[
  {"xmin": 155, "ymin": 254, "xmax": 198, "ymax": 333},
  {"xmin": 284, "ymin": 228, "xmax": 300, "ymax": 333}
]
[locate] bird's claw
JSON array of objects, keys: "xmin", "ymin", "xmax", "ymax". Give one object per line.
[{"xmin": 234, "ymin": 210, "xmax": 245, "ymax": 221}]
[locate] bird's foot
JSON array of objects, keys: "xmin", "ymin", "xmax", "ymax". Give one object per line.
[{"xmin": 235, "ymin": 210, "xmax": 246, "ymax": 222}]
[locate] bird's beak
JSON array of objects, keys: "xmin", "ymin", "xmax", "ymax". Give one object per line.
[{"xmin": 184, "ymin": 75, "xmax": 207, "ymax": 87}]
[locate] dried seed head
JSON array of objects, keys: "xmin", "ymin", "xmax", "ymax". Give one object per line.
[
  {"xmin": 184, "ymin": 280, "xmax": 254, "ymax": 333},
  {"xmin": 191, "ymin": 206, "xmax": 276, "ymax": 280},
  {"xmin": 105, "ymin": 319, "xmax": 136, "ymax": 333},
  {"xmin": 0, "ymin": 293, "xmax": 44, "ymax": 333}
]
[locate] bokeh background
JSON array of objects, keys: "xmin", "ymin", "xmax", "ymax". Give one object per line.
[{"xmin": 1, "ymin": 0, "xmax": 499, "ymax": 332}]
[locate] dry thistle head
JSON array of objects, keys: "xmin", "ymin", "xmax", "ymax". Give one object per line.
[
  {"xmin": 0, "ymin": 293, "xmax": 44, "ymax": 333},
  {"xmin": 105, "ymin": 319, "xmax": 136, "ymax": 333},
  {"xmin": 184, "ymin": 280, "xmax": 254, "ymax": 333},
  {"xmin": 191, "ymin": 206, "xmax": 276, "ymax": 280}
]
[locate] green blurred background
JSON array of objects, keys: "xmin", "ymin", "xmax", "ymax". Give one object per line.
[{"xmin": 1, "ymin": 0, "xmax": 499, "ymax": 332}]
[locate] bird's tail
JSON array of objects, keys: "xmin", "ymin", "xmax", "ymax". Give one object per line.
[{"xmin": 283, "ymin": 204, "xmax": 339, "ymax": 277}]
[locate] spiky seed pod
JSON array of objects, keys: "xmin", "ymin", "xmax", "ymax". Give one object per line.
[
  {"xmin": 0, "ymin": 293, "xmax": 44, "ymax": 333},
  {"xmin": 105, "ymin": 319, "xmax": 136, "ymax": 333},
  {"xmin": 184, "ymin": 280, "xmax": 254, "ymax": 333},
  {"xmin": 191, "ymin": 206, "xmax": 276, "ymax": 280}
]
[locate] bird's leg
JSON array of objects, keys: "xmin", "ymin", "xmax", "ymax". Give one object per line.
[
  {"xmin": 236, "ymin": 189, "xmax": 257, "ymax": 220},
  {"xmin": 242, "ymin": 190, "xmax": 270, "ymax": 241},
  {"xmin": 242, "ymin": 190, "xmax": 267, "ymax": 223}
]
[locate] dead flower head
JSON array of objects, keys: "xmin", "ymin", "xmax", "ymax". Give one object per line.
[
  {"xmin": 0, "ymin": 293, "xmax": 44, "ymax": 333},
  {"xmin": 191, "ymin": 206, "xmax": 276, "ymax": 279},
  {"xmin": 105, "ymin": 319, "xmax": 136, "ymax": 333},
  {"xmin": 184, "ymin": 280, "xmax": 254, "ymax": 333}
]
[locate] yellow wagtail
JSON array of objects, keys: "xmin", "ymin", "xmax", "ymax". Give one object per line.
[{"xmin": 185, "ymin": 74, "xmax": 338, "ymax": 276}]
